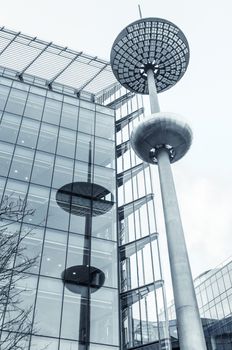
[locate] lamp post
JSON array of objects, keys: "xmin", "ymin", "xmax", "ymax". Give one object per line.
[{"xmin": 111, "ymin": 17, "xmax": 207, "ymax": 349}]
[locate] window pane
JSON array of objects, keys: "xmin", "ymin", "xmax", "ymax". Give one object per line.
[
  {"xmin": 42, "ymin": 98, "xmax": 62, "ymax": 125},
  {"xmin": 78, "ymin": 107, "xmax": 95, "ymax": 134},
  {"xmin": 17, "ymin": 117, "xmax": 40, "ymax": 149},
  {"xmin": 76, "ymin": 132, "xmax": 93, "ymax": 163},
  {"xmin": 93, "ymin": 165, "xmax": 115, "ymax": 196},
  {"xmin": 31, "ymin": 151, "xmax": 54, "ymax": 186},
  {"xmin": 73, "ymin": 160, "xmax": 89, "ymax": 183},
  {"xmin": 90, "ymin": 287, "xmax": 119, "ymax": 346},
  {"xmin": 0, "ymin": 84, "xmax": 10, "ymax": 110},
  {"xmin": 60, "ymin": 290, "xmax": 81, "ymax": 341},
  {"xmin": 57, "ymin": 128, "xmax": 76, "ymax": 158},
  {"xmin": 9, "ymin": 146, "xmax": 34, "ymax": 182},
  {"xmin": 15, "ymin": 224, "xmax": 44, "ymax": 273},
  {"xmin": 60, "ymin": 103, "xmax": 79, "ymax": 129},
  {"xmin": 0, "ymin": 142, "xmax": 14, "ymax": 177},
  {"xmin": 37, "ymin": 123, "xmax": 58, "ymax": 154},
  {"xmin": 5, "ymin": 88, "xmax": 27, "ymax": 115},
  {"xmin": 95, "ymin": 112, "xmax": 114, "ymax": 140},
  {"xmin": 40, "ymin": 228, "xmax": 67, "ymax": 278},
  {"xmin": 30, "ymin": 336, "xmax": 59, "ymax": 349},
  {"xmin": 0, "ymin": 112, "xmax": 21, "ymax": 143},
  {"xmin": 94, "ymin": 137, "xmax": 115, "ymax": 168},
  {"xmin": 24, "ymin": 93, "xmax": 45, "ymax": 120},
  {"xmin": 52, "ymin": 155, "xmax": 74, "ymax": 189},
  {"xmin": 25, "ymin": 184, "xmax": 50, "ymax": 226},
  {"xmin": 66, "ymin": 233, "xmax": 84, "ymax": 267},
  {"xmin": 91, "ymin": 238, "xmax": 117, "ymax": 288},
  {"xmin": 33, "ymin": 277, "xmax": 63, "ymax": 337},
  {"xmin": 47, "ymin": 189, "xmax": 69, "ymax": 231}
]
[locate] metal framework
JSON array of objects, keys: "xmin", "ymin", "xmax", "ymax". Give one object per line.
[{"xmin": 0, "ymin": 27, "xmax": 118, "ymax": 99}]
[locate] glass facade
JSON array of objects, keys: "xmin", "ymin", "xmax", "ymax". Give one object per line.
[
  {"xmin": 0, "ymin": 27, "xmax": 170, "ymax": 350},
  {"xmin": 166, "ymin": 258, "xmax": 232, "ymax": 349},
  {"xmin": 0, "ymin": 75, "xmax": 118, "ymax": 350}
]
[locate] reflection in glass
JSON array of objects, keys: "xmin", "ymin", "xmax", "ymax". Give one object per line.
[
  {"xmin": 42, "ymin": 98, "xmax": 62, "ymax": 125},
  {"xmin": 25, "ymin": 184, "xmax": 50, "ymax": 226},
  {"xmin": 40, "ymin": 228, "xmax": 67, "ymax": 278},
  {"xmin": 90, "ymin": 287, "xmax": 119, "ymax": 346},
  {"xmin": 61, "ymin": 103, "xmax": 79, "ymax": 129},
  {"xmin": 33, "ymin": 277, "xmax": 63, "ymax": 337},
  {"xmin": 17, "ymin": 117, "xmax": 40, "ymax": 149},
  {"xmin": 47, "ymin": 189, "xmax": 69, "ymax": 231},
  {"xmin": 52, "ymin": 155, "xmax": 74, "ymax": 189},
  {"xmin": 9, "ymin": 146, "xmax": 34, "ymax": 182},
  {"xmin": 37, "ymin": 123, "xmax": 58, "ymax": 154},
  {"xmin": 94, "ymin": 137, "xmax": 115, "ymax": 168},
  {"xmin": 0, "ymin": 113, "xmax": 21, "ymax": 144},
  {"xmin": 95, "ymin": 112, "xmax": 114, "ymax": 140},
  {"xmin": 5, "ymin": 88, "xmax": 27, "ymax": 115},
  {"xmin": 0, "ymin": 84, "xmax": 10, "ymax": 110},
  {"xmin": 24, "ymin": 93, "xmax": 45, "ymax": 120},
  {"xmin": 57, "ymin": 128, "xmax": 76, "ymax": 158},
  {"xmin": 78, "ymin": 107, "xmax": 95, "ymax": 134},
  {"xmin": 31, "ymin": 151, "xmax": 54, "ymax": 186},
  {"xmin": 0, "ymin": 142, "xmax": 14, "ymax": 177},
  {"xmin": 30, "ymin": 336, "xmax": 59, "ymax": 350}
]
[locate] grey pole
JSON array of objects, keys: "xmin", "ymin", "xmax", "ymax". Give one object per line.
[
  {"xmin": 147, "ymin": 71, "xmax": 207, "ymax": 349},
  {"xmin": 156, "ymin": 148, "xmax": 207, "ymax": 350},
  {"xmin": 146, "ymin": 69, "xmax": 160, "ymax": 114}
]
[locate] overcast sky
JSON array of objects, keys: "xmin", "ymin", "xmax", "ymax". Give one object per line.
[{"xmin": 1, "ymin": 0, "xmax": 232, "ymax": 301}]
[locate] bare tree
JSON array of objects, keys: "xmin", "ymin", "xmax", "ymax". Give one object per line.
[{"xmin": 0, "ymin": 194, "xmax": 37, "ymax": 350}]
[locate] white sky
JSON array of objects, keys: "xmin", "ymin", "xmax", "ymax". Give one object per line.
[{"xmin": 1, "ymin": 0, "xmax": 232, "ymax": 302}]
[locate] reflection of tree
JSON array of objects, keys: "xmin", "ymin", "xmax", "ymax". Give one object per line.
[{"xmin": 0, "ymin": 195, "xmax": 37, "ymax": 350}]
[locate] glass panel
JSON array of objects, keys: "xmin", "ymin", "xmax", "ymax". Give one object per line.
[
  {"xmin": 69, "ymin": 214, "xmax": 86, "ymax": 236},
  {"xmin": 95, "ymin": 112, "xmax": 114, "ymax": 140},
  {"xmin": 9, "ymin": 146, "xmax": 34, "ymax": 182},
  {"xmin": 0, "ymin": 112, "xmax": 21, "ymax": 143},
  {"xmin": 0, "ymin": 84, "xmax": 10, "ymax": 110},
  {"xmin": 52, "ymin": 155, "xmax": 74, "ymax": 189},
  {"xmin": 78, "ymin": 107, "xmax": 95, "ymax": 134},
  {"xmin": 4, "ymin": 179, "xmax": 28, "ymax": 203},
  {"xmin": 15, "ymin": 224, "xmax": 44, "ymax": 273},
  {"xmin": 60, "ymin": 289, "xmax": 81, "ymax": 340},
  {"xmin": 76, "ymin": 132, "xmax": 93, "ymax": 163},
  {"xmin": 30, "ymin": 336, "xmax": 59, "ymax": 350},
  {"xmin": 17, "ymin": 117, "xmax": 40, "ymax": 149},
  {"xmin": 5, "ymin": 88, "xmax": 27, "ymax": 115},
  {"xmin": 24, "ymin": 93, "xmax": 45, "ymax": 120},
  {"xmin": 42, "ymin": 98, "xmax": 62, "ymax": 125},
  {"xmin": 3, "ymin": 274, "xmax": 37, "ymax": 332},
  {"xmin": 25, "ymin": 184, "xmax": 50, "ymax": 226},
  {"xmin": 90, "ymin": 287, "xmax": 119, "ymax": 346},
  {"xmin": 93, "ymin": 165, "xmax": 115, "ymax": 196},
  {"xmin": 92, "ymin": 208, "xmax": 116, "ymax": 241},
  {"xmin": 60, "ymin": 103, "xmax": 79, "ymax": 129},
  {"xmin": 33, "ymin": 277, "xmax": 63, "ymax": 337},
  {"xmin": 47, "ymin": 188, "xmax": 70, "ymax": 231},
  {"xmin": 73, "ymin": 160, "xmax": 89, "ymax": 183},
  {"xmin": 57, "ymin": 128, "xmax": 76, "ymax": 158},
  {"xmin": 40, "ymin": 228, "xmax": 67, "ymax": 278},
  {"xmin": 94, "ymin": 137, "xmax": 115, "ymax": 168},
  {"xmin": 0, "ymin": 142, "xmax": 14, "ymax": 177},
  {"xmin": 31, "ymin": 151, "xmax": 54, "ymax": 186},
  {"xmin": 91, "ymin": 238, "xmax": 117, "ymax": 288},
  {"xmin": 37, "ymin": 123, "xmax": 58, "ymax": 154},
  {"xmin": 90, "ymin": 344, "xmax": 119, "ymax": 350}
]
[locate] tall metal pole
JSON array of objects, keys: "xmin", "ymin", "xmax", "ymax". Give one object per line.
[
  {"xmin": 147, "ymin": 71, "xmax": 207, "ymax": 350},
  {"xmin": 146, "ymin": 69, "xmax": 160, "ymax": 114}
]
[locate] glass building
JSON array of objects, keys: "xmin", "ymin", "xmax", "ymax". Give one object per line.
[
  {"xmin": 0, "ymin": 27, "xmax": 170, "ymax": 350},
  {"xmin": 166, "ymin": 257, "xmax": 232, "ymax": 349}
]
